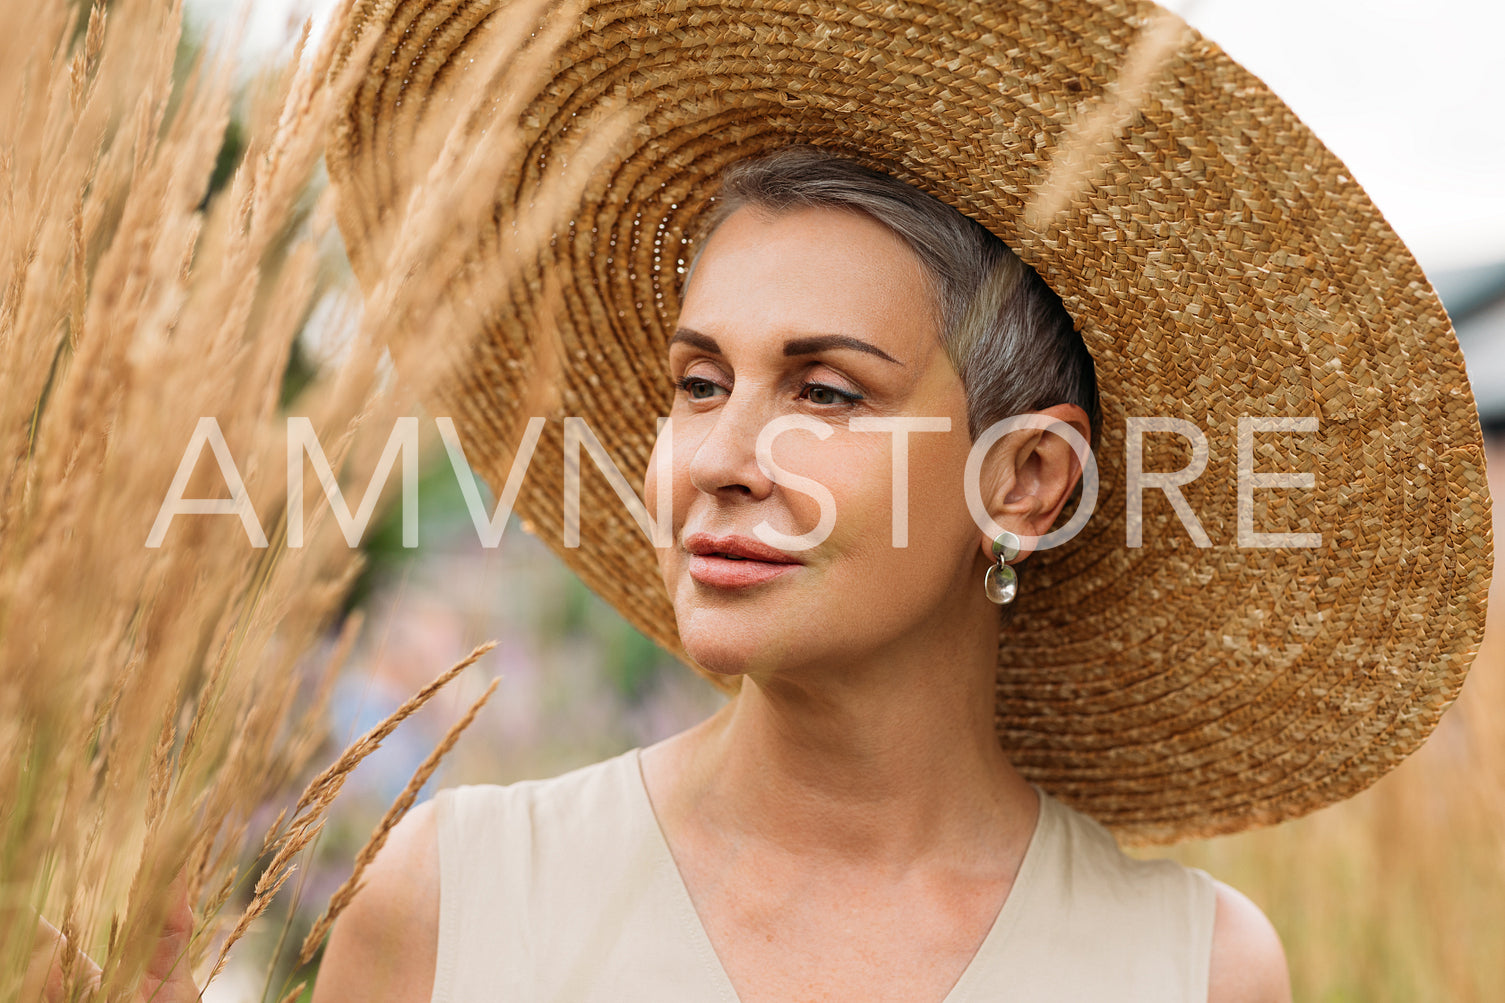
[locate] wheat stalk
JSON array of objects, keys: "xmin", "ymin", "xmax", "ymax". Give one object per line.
[
  {"xmin": 297, "ymin": 673, "xmax": 503, "ymax": 968},
  {"xmin": 0, "ymin": 0, "xmax": 621, "ymax": 996}
]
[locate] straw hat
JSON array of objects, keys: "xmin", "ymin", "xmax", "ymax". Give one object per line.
[{"xmin": 325, "ymin": 0, "xmax": 1493, "ymax": 843}]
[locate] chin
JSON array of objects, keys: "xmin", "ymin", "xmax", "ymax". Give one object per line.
[
  {"xmin": 674, "ymin": 617, "xmax": 761, "ymax": 677},
  {"xmin": 672, "ymin": 598, "xmax": 803, "ymax": 678}
]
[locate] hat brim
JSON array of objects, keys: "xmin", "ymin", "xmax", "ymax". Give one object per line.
[{"xmin": 327, "ymin": 0, "xmax": 1492, "ymax": 843}]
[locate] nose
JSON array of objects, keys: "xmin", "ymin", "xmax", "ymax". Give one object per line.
[{"xmin": 687, "ymin": 392, "xmax": 775, "ymax": 500}]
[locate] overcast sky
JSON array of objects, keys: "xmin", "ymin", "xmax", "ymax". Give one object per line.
[{"xmin": 186, "ymin": 0, "xmax": 1505, "ymax": 274}]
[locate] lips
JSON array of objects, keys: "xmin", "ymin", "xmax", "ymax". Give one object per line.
[{"xmin": 683, "ymin": 532, "xmax": 802, "ymax": 589}]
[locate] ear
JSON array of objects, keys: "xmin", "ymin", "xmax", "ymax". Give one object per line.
[{"xmin": 976, "ymin": 403, "xmax": 1092, "ymax": 562}]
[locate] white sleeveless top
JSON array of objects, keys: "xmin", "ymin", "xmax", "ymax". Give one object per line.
[{"xmin": 430, "ymin": 748, "xmax": 1217, "ymax": 1002}]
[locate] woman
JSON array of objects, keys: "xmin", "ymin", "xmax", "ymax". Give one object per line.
[
  {"xmin": 43, "ymin": 0, "xmax": 1488, "ymax": 999},
  {"xmin": 309, "ymin": 145, "xmax": 1295, "ymax": 1001}
]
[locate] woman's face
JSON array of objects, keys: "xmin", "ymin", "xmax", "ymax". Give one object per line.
[{"xmin": 644, "ymin": 204, "xmax": 991, "ymax": 678}]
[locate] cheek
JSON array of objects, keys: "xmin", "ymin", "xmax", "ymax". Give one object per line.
[
  {"xmin": 904, "ymin": 434, "xmax": 981, "ymax": 547},
  {"xmin": 643, "ymin": 436, "xmax": 663, "ymax": 519},
  {"xmin": 765, "ymin": 427, "xmax": 977, "ymax": 538},
  {"xmin": 829, "ymin": 431, "xmax": 979, "ymax": 574},
  {"xmin": 642, "ymin": 417, "xmax": 702, "ymax": 544},
  {"xmin": 770, "ymin": 429, "xmax": 886, "ymax": 533}
]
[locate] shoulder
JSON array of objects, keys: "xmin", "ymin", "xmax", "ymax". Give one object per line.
[
  {"xmin": 1043, "ymin": 793, "xmax": 1206, "ymax": 903},
  {"xmin": 411, "ymin": 750, "xmax": 638, "ymax": 837},
  {"xmin": 1043, "ymin": 795, "xmax": 1286, "ymax": 1001},
  {"xmin": 310, "ymin": 751, "xmax": 642, "ymax": 1002},
  {"xmin": 1207, "ymin": 880, "xmax": 1291, "ymax": 1003},
  {"xmin": 1052, "ymin": 799, "xmax": 1291, "ymax": 1003},
  {"xmin": 439, "ymin": 749, "xmax": 642, "ymax": 836},
  {"xmin": 312, "ymin": 799, "xmax": 440, "ymax": 1003}
]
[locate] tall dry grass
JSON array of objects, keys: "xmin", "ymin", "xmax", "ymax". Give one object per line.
[{"xmin": 0, "ymin": 0, "xmax": 620, "ymax": 997}]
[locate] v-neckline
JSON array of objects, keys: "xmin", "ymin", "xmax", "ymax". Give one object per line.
[{"xmin": 626, "ymin": 747, "xmax": 1052, "ymax": 1003}]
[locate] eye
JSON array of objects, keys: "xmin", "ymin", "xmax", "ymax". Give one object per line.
[
  {"xmin": 799, "ymin": 382, "xmax": 863, "ymax": 407},
  {"xmin": 674, "ymin": 375, "xmax": 726, "ymax": 400}
]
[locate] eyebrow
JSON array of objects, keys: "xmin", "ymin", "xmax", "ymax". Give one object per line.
[
  {"xmin": 669, "ymin": 328, "xmax": 903, "ymax": 365},
  {"xmin": 668, "ymin": 328, "xmax": 721, "ymax": 354}
]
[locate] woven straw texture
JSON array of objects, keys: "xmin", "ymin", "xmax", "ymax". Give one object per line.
[{"xmin": 326, "ymin": 0, "xmax": 1493, "ymax": 843}]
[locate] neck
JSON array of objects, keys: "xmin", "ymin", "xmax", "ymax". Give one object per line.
[{"xmin": 645, "ymin": 585, "xmax": 1038, "ymax": 870}]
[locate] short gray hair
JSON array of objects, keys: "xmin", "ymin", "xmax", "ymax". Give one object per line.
[{"xmin": 689, "ymin": 146, "xmax": 1100, "ymax": 445}]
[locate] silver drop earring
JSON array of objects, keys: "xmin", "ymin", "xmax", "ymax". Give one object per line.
[{"xmin": 985, "ymin": 530, "xmax": 1021, "ymax": 605}]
